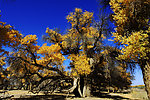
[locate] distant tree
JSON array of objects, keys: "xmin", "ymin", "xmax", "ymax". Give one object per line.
[
  {"xmin": 95, "ymin": 0, "xmax": 132, "ymax": 93},
  {"xmin": 91, "ymin": 46, "xmax": 132, "ymax": 93}
]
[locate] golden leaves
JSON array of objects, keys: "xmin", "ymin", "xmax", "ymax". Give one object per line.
[
  {"xmin": 0, "ymin": 21, "xmax": 22, "ymax": 62},
  {"xmin": 0, "ymin": 57, "xmax": 6, "ymax": 66},
  {"xmin": 37, "ymin": 43, "xmax": 61, "ymax": 54},
  {"xmin": 45, "ymin": 8, "xmax": 106, "ymax": 76},
  {"xmin": 114, "ymin": 29, "xmax": 149, "ymax": 60},
  {"xmin": 66, "ymin": 8, "xmax": 93, "ymax": 28},
  {"xmin": 21, "ymin": 35, "xmax": 37, "ymax": 45},
  {"xmin": 46, "ymin": 28, "xmax": 63, "ymax": 43},
  {"xmin": 68, "ymin": 53, "xmax": 91, "ymax": 75},
  {"xmin": 75, "ymin": 8, "xmax": 82, "ymax": 13},
  {"xmin": 37, "ymin": 43, "xmax": 65, "ymax": 66},
  {"xmin": 110, "ymin": 0, "xmax": 150, "ymax": 60}
]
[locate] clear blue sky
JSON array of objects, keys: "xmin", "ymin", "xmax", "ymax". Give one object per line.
[{"xmin": 0, "ymin": 0, "xmax": 144, "ymax": 86}]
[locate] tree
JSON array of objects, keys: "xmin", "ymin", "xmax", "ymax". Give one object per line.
[
  {"xmin": 43, "ymin": 8, "xmax": 132, "ymax": 97},
  {"xmin": 110, "ymin": 0, "xmax": 150, "ymax": 99},
  {"xmin": 90, "ymin": 46, "xmax": 132, "ymax": 94},
  {"xmin": 5, "ymin": 8, "xmax": 133, "ymax": 98},
  {"xmin": 43, "ymin": 8, "xmax": 104, "ymax": 97},
  {"xmin": 7, "ymin": 8, "xmax": 105, "ymax": 97},
  {"xmin": 0, "ymin": 21, "xmax": 22, "ymax": 89},
  {"xmin": 7, "ymin": 34, "xmax": 67, "ymax": 92}
]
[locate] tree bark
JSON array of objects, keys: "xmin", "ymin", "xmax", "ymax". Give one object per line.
[
  {"xmin": 141, "ymin": 61, "xmax": 150, "ymax": 99},
  {"xmin": 80, "ymin": 76, "xmax": 91, "ymax": 97},
  {"xmin": 72, "ymin": 77, "xmax": 82, "ymax": 97},
  {"xmin": 82, "ymin": 77, "xmax": 91, "ymax": 97},
  {"xmin": 62, "ymin": 77, "xmax": 82, "ymax": 97},
  {"xmin": 72, "ymin": 76, "xmax": 91, "ymax": 97},
  {"xmin": 82, "ymin": 77, "xmax": 87, "ymax": 97}
]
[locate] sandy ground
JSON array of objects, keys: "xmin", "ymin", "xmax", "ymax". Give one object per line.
[{"xmin": 0, "ymin": 89, "xmax": 147, "ymax": 100}]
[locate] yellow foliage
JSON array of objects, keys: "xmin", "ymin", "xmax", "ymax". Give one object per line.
[
  {"xmin": 0, "ymin": 57, "xmax": 6, "ymax": 66},
  {"xmin": 66, "ymin": 8, "xmax": 93, "ymax": 28},
  {"xmin": 113, "ymin": 30, "xmax": 149, "ymax": 60},
  {"xmin": 46, "ymin": 28, "xmax": 63, "ymax": 43},
  {"xmin": 0, "ymin": 21, "xmax": 22, "ymax": 67},
  {"xmin": 0, "ymin": 21, "xmax": 22, "ymax": 47},
  {"xmin": 22, "ymin": 79, "xmax": 26, "ymax": 83},
  {"xmin": 71, "ymin": 70, "xmax": 78, "ymax": 77},
  {"xmin": 110, "ymin": 0, "xmax": 150, "ymax": 60},
  {"xmin": 68, "ymin": 53, "xmax": 91, "ymax": 75},
  {"xmin": 21, "ymin": 35, "xmax": 37, "ymax": 45},
  {"xmin": 45, "ymin": 8, "xmax": 106, "ymax": 76},
  {"xmin": 37, "ymin": 43, "xmax": 65, "ymax": 66}
]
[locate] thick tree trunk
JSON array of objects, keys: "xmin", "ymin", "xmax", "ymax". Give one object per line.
[
  {"xmin": 82, "ymin": 77, "xmax": 87, "ymax": 97},
  {"xmin": 141, "ymin": 61, "xmax": 150, "ymax": 99},
  {"xmin": 72, "ymin": 77, "xmax": 82, "ymax": 97},
  {"xmin": 80, "ymin": 76, "xmax": 91, "ymax": 97},
  {"xmin": 82, "ymin": 84, "xmax": 91, "ymax": 97},
  {"xmin": 72, "ymin": 76, "xmax": 91, "ymax": 97}
]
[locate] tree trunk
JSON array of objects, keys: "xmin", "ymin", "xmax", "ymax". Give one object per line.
[
  {"xmin": 79, "ymin": 76, "xmax": 91, "ymax": 97},
  {"xmin": 72, "ymin": 77, "xmax": 82, "ymax": 97},
  {"xmin": 82, "ymin": 77, "xmax": 87, "ymax": 97},
  {"xmin": 72, "ymin": 76, "xmax": 91, "ymax": 97},
  {"xmin": 141, "ymin": 61, "xmax": 150, "ymax": 99},
  {"xmin": 29, "ymin": 82, "xmax": 32, "ymax": 90}
]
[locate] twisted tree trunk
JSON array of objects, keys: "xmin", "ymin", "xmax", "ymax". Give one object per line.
[
  {"xmin": 71, "ymin": 77, "xmax": 82, "ymax": 97},
  {"xmin": 70, "ymin": 76, "xmax": 91, "ymax": 97},
  {"xmin": 74, "ymin": 76, "xmax": 91, "ymax": 97},
  {"xmin": 140, "ymin": 61, "xmax": 150, "ymax": 99}
]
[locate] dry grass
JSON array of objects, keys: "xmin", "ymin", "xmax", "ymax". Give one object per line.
[{"xmin": 130, "ymin": 88, "xmax": 148, "ymax": 100}]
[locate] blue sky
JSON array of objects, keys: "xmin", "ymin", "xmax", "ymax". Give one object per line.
[
  {"xmin": 0, "ymin": 0, "xmax": 144, "ymax": 86},
  {"xmin": 0, "ymin": 0, "xmax": 99, "ymax": 40}
]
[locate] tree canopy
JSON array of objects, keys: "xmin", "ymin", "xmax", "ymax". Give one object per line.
[{"xmin": 0, "ymin": 7, "xmax": 133, "ymax": 98}]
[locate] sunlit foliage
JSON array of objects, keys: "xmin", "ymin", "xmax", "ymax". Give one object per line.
[
  {"xmin": 0, "ymin": 7, "xmax": 132, "ymax": 97},
  {"xmin": 0, "ymin": 21, "xmax": 22, "ymax": 66},
  {"xmin": 110, "ymin": 0, "xmax": 150, "ymax": 61},
  {"xmin": 110, "ymin": 0, "xmax": 150, "ymax": 99},
  {"xmin": 45, "ymin": 8, "xmax": 106, "ymax": 76},
  {"xmin": 68, "ymin": 53, "xmax": 91, "ymax": 75}
]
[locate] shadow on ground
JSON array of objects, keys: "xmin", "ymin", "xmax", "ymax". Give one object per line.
[
  {"xmin": 93, "ymin": 92, "xmax": 130, "ymax": 100},
  {"xmin": 10, "ymin": 92, "xmax": 132, "ymax": 100},
  {"xmin": 12, "ymin": 94, "xmax": 71, "ymax": 100}
]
